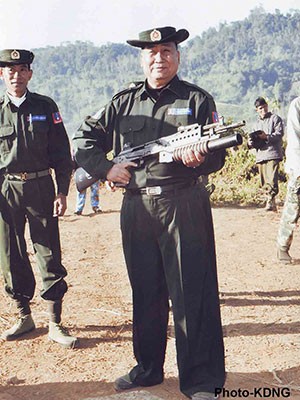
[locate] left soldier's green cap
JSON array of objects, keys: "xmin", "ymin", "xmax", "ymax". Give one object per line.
[{"xmin": 0, "ymin": 49, "xmax": 35, "ymax": 67}]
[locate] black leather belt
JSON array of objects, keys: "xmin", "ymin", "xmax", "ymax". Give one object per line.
[
  {"xmin": 5, "ymin": 169, "xmax": 51, "ymax": 181},
  {"xmin": 126, "ymin": 181, "xmax": 196, "ymax": 196}
]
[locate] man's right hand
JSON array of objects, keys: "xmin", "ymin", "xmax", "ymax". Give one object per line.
[{"xmin": 106, "ymin": 162, "xmax": 137, "ymax": 187}]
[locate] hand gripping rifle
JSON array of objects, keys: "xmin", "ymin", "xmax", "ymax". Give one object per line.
[{"xmin": 75, "ymin": 120, "xmax": 245, "ymax": 192}]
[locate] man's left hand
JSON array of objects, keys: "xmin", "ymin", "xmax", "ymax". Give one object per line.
[
  {"xmin": 54, "ymin": 193, "xmax": 67, "ymax": 217},
  {"xmin": 181, "ymin": 148, "xmax": 206, "ymax": 168}
]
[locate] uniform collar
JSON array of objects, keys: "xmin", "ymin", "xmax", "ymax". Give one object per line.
[
  {"xmin": 138, "ymin": 75, "xmax": 181, "ymax": 100},
  {"xmin": 3, "ymin": 90, "xmax": 32, "ymax": 107},
  {"xmin": 260, "ymin": 111, "xmax": 272, "ymax": 120},
  {"xmin": 165, "ymin": 75, "xmax": 183, "ymax": 97},
  {"xmin": 6, "ymin": 90, "xmax": 27, "ymax": 107}
]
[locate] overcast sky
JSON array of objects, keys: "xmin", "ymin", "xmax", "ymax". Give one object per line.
[{"xmin": 0, "ymin": 0, "xmax": 299, "ymax": 49}]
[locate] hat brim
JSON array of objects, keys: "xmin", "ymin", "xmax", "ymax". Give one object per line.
[
  {"xmin": 0, "ymin": 60, "xmax": 33, "ymax": 67},
  {"xmin": 127, "ymin": 29, "xmax": 189, "ymax": 48}
]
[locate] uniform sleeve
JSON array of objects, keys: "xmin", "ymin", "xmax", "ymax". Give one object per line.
[
  {"xmin": 72, "ymin": 103, "xmax": 115, "ymax": 180},
  {"xmin": 287, "ymin": 98, "xmax": 300, "ymax": 138},
  {"xmin": 266, "ymin": 114, "xmax": 284, "ymax": 144},
  {"xmin": 285, "ymin": 97, "xmax": 300, "ymax": 176},
  {"xmin": 47, "ymin": 101, "xmax": 73, "ymax": 195},
  {"xmin": 194, "ymin": 95, "xmax": 226, "ymax": 176}
]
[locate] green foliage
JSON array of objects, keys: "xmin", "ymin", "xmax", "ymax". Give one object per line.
[
  {"xmin": 0, "ymin": 7, "xmax": 299, "ymax": 134},
  {"xmin": 210, "ymin": 145, "xmax": 260, "ymax": 206},
  {"xmin": 180, "ymin": 7, "xmax": 300, "ymax": 122},
  {"xmin": 0, "ymin": 7, "xmax": 296, "ymax": 206},
  {"xmin": 210, "ymin": 143, "xmax": 287, "ymax": 206}
]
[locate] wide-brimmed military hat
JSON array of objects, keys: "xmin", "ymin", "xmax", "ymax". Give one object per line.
[
  {"xmin": 127, "ymin": 26, "xmax": 189, "ymax": 48},
  {"xmin": 0, "ymin": 49, "xmax": 35, "ymax": 67}
]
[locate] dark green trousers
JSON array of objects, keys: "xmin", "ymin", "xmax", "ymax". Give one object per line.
[
  {"xmin": 0, "ymin": 175, "xmax": 67, "ymax": 303},
  {"xmin": 121, "ymin": 184, "xmax": 225, "ymax": 397}
]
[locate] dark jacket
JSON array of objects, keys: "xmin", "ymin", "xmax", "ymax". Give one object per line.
[
  {"xmin": 73, "ymin": 76, "xmax": 225, "ymax": 189},
  {"xmin": 252, "ymin": 112, "xmax": 284, "ymax": 163},
  {"xmin": 0, "ymin": 91, "xmax": 73, "ymax": 194}
]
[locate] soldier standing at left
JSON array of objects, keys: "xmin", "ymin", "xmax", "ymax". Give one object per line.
[{"xmin": 0, "ymin": 49, "xmax": 77, "ymax": 348}]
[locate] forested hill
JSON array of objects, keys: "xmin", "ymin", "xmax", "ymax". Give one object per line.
[{"xmin": 1, "ymin": 7, "xmax": 300, "ymax": 134}]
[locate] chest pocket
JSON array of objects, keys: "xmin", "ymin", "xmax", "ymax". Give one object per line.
[
  {"xmin": 0, "ymin": 126, "xmax": 15, "ymax": 154},
  {"xmin": 28, "ymin": 117, "xmax": 49, "ymax": 150},
  {"xmin": 119, "ymin": 116, "xmax": 147, "ymax": 149}
]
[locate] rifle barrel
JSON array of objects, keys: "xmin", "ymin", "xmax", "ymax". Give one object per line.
[{"xmin": 207, "ymin": 133, "xmax": 243, "ymax": 153}]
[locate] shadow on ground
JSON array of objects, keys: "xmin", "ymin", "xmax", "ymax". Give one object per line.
[{"xmin": 0, "ymin": 367, "xmax": 299, "ymax": 400}]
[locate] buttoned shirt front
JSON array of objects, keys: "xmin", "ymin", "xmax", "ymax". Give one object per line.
[
  {"xmin": 0, "ymin": 91, "xmax": 72, "ymax": 194},
  {"xmin": 73, "ymin": 76, "xmax": 225, "ymax": 189}
]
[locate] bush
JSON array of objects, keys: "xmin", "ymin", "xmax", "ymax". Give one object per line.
[{"xmin": 209, "ymin": 144, "xmax": 287, "ymax": 206}]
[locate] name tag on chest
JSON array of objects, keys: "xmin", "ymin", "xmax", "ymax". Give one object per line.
[
  {"xmin": 167, "ymin": 108, "xmax": 192, "ymax": 116},
  {"xmin": 27, "ymin": 114, "xmax": 47, "ymax": 122}
]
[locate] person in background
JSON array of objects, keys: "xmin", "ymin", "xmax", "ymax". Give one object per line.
[
  {"xmin": 277, "ymin": 96, "xmax": 300, "ymax": 263},
  {"xmin": 74, "ymin": 180, "xmax": 102, "ymax": 215},
  {"xmin": 248, "ymin": 97, "xmax": 284, "ymax": 211},
  {"xmin": 73, "ymin": 26, "xmax": 225, "ymax": 400},
  {"xmin": 0, "ymin": 49, "xmax": 77, "ymax": 348}
]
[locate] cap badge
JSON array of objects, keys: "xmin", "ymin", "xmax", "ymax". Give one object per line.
[
  {"xmin": 11, "ymin": 50, "xmax": 20, "ymax": 60},
  {"xmin": 150, "ymin": 29, "xmax": 162, "ymax": 42}
]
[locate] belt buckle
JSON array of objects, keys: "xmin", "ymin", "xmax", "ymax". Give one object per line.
[
  {"xmin": 20, "ymin": 172, "xmax": 27, "ymax": 181},
  {"xmin": 146, "ymin": 186, "xmax": 162, "ymax": 196}
]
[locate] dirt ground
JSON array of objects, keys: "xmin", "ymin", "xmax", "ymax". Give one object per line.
[{"xmin": 0, "ymin": 182, "xmax": 299, "ymax": 400}]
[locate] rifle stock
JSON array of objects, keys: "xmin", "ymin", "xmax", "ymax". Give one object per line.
[{"xmin": 74, "ymin": 167, "xmax": 99, "ymax": 193}]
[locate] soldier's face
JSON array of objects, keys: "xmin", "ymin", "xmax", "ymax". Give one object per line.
[
  {"xmin": 0, "ymin": 64, "xmax": 32, "ymax": 97},
  {"xmin": 256, "ymin": 103, "xmax": 268, "ymax": 119},
  {"xmin": 141, "ymin": 42, "xmax": 180, "ymax": 89}
]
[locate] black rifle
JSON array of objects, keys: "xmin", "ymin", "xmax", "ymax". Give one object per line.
[
  {"xmin": 75, "ymin": 120, "xmax": 245, "ymax": 191},
  {"xmin": 247, "ymin": 130, "xmax": 266, "ymax": 150}
]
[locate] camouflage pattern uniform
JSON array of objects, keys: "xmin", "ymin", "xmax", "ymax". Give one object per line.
[
  {"xmin": 277, "ymin": 175, "xmax": 300, "ymax": 250},
  {"xmin": 277, "ymin": 96, "xmax": 300, "ymax": 255}
]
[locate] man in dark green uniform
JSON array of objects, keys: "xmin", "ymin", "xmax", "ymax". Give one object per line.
[
  {"xmin": 73, "ymin": 27, "xmax": 225, "ymax": 399},
  {"xmin": 0, "ymin": 49, "xmax": 77, "ymax": 348}
]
